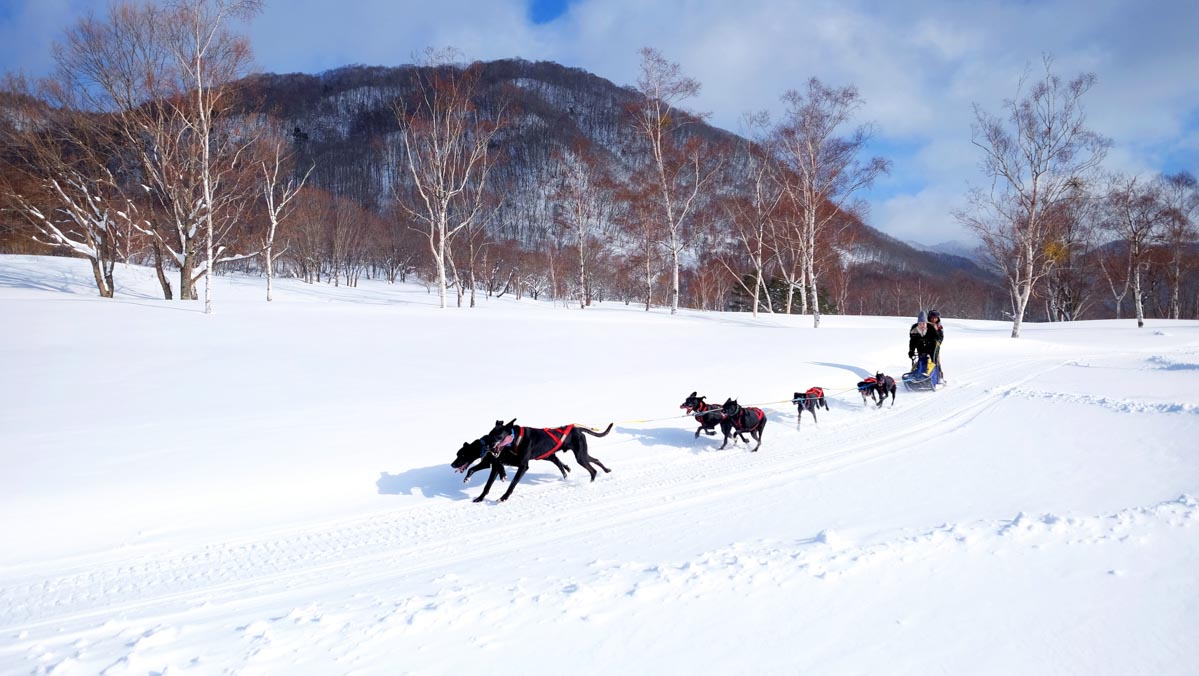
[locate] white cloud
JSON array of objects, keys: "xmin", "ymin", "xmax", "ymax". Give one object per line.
[{"xmin": 876, "ymin": 186, "xmax": 970, "ymax": 247}]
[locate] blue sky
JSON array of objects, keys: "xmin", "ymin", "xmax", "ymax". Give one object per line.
[
  {"xmin": 528, "ymin": 0, "xmax": 573, "ymax": 24},
  {"xmin": 2, "ymin": 0, "xmax": 1197, "ymax": 246}
]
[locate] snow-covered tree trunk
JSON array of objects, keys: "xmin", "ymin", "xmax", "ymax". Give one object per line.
[
  {"xmin": 806, "ymin": 259, "xmax": 820, "ymax": 328},
  {"xmin": 1010, "ymin": 249, "xmax": 1036, "ymax": 338},
  {"xmin": 265, "ymin": 243, "xmax": 275, "ymax": 301},
  {"xmin": 435, "ymin": 216, "xmax": 449, "ymax": 308},
  {"xmin": 1133, "ymin": 260, "xmax": 1145, "ymax": 328},
  {"xmin": 670, "ymin": 244, "xmax": 681, "ymax": 314}
]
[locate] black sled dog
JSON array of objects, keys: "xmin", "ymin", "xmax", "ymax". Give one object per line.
[
  {"xmin": 856, "ymin": 378, "xmax": 879, "ymax": 406},
  {"xmin": 870, "ymin": 372, "xmax": 897, "ymax": 407},
  {"xmin": 719, "ymin": 399, "xmax": 767, "ymax": 452},
  {"xmin": 451, "ymin": 437, "xmax": 571, "ymax": 483},
  {"xmin": 792, "ymin": 387, "xmax": 828, "ymax": 428},
  {"xmin": 473, "ymin": 419, "xmax": 614, "ymax": 502},
  {"xmin": 681, "ymin": 392, "xmax": 734, "ymax": 439}
]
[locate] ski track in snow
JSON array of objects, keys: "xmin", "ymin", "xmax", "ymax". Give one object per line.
[
  {"xmin": 1000, "ymin": 388, "xmax": 1199, "ymax": 415},
  {"xmin": 2, "ymin": 354, "xmax": 1053, "ymax": 627},
  {"xmin": 2, "ymin": 333, "xmax": 1198, "ymax": 672}
]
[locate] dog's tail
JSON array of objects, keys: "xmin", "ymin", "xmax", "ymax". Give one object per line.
[{"xmin": 579, "ymin": 422, "xmax": 615, "ymax": 437}]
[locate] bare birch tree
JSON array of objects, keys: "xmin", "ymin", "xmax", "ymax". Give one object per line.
[
  {"xmin": 1101, "ymin": 174, "xmax": 1168, "ymax": 328},
  {"xmin": 393, "ymin": 48, "xmax": 505, "ymax": 309},
  {"xmin": 1041, "ymin": 179, "xmax": 1101, "ymax": 321},
  {"xmin": 957, "ymin": 57, "xmax": 1108, "ymax": 337},
  {"xmin": 51, "ymin": 1, "xmax": 261, "ymax": 306},
  {"xmin": 776, "ymin": 78, "xmax": 889, "ymax": 327},
  {"xmin": 552, "ymin": 142, "xmax": 615, "ymax": 309},
  {"xmin": 770, "ymin": 193, "xmax": 808, "ymax": 315},
  {"xmin": 628, "ymin": 47, "xmax": 723, "ymax": 315},
  {"xmin": 259, "ymin": 132, "xmax": 311, "ymax": 301},
  {"xmin": 720, "ymin": 113, "xmax": 783, "ymax": 317},
  {"xmin": 0, "ymin": 76, "xmax": 141, "ymax": 297},
  {"xmin": 163, "ymin": 0, "xmax": 262, "ymax": 313},
  {"xmin": 1160, "ymin": 171, "xmax": 1198, "ymax": 319}
]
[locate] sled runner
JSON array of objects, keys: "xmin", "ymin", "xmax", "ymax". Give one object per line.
[{"xmin": 902, "ymin": 355, "xmax": 940, "ymax": 392}]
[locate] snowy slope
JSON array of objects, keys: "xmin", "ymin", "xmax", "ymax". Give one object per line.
[{"xmin": 2, "ymin": 254, "xmax": 1197, "ymax": 675}]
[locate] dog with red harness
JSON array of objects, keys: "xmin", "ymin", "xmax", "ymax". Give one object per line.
[
  {"xmin": 473, "ymin": 419, "xmax": 614, "ymax": 502},
  {"xmin": 451, "ymin": 437, "xmax": 571, "ymax": 484},
  {"xmin": 856, "ymin": 377, "xmax": 879, "ymax": 405},
  {"xmin": 870, "ymin": 372, "xmax": 898, "ymax": 407},
  {"xmin": 680, "ymin": 391, "xmax": 728, "ymax": 439},
  {"xmin": 719, "ymin": 399, "xmax": 767, "ymax": 452},
  {"xmin": 792, "ymin": 387, "xmax": 828, "ymax": 427}
]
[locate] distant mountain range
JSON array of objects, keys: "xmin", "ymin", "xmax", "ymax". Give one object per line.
[
  {"xmin": 907, "ymin": 239, "xmax": 985, "ymax": 263},
  {"xmin": 236, "ymin": 60, "xmax": 1003, "ymax": 311}
]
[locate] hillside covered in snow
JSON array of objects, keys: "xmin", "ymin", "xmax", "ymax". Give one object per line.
[{"xmin": 1, "ymin": 254, "xmax": 1197, "ymax": 674}]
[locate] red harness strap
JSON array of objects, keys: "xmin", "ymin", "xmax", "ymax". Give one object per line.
[
  {"xmin": 805, "ymin": 387, "xmax": 824, "ymax": 399},
  {"xmin": 749, "ymin": 407, "xmax": 765, "ymax": 430},
  {"xmin": 736, "ymin": 407, "xmax": 765, "ymax": 431},
  {"xmin": 534, "ymin": 424, "xmax": 575, "ymax": 460}
]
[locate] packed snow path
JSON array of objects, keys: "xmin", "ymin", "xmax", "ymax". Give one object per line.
[{"xmin": 2, "ymin": 256, "xmax": 1197, "ymax": 674}]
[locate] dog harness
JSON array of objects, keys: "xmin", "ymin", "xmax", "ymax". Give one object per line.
[
  {"xmin": 805, "ymin": 387, "xmax": 824, "ymax": 400},
  {"xmin": 687, "ymin": 401, "xmax": 722, "ymax": 418},
  {"xmin": 733, "ymin": 407, "xmax": 765, "ymax": 432},
  {"xmin": 534, "ymin": 425, "xmax": 575, "ymax": 460},
  {"xmin": 857, "ymin": 377, "xmax": 877, "ymax": 390}
]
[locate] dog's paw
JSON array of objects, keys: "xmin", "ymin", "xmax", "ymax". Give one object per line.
[{"xmin": 472, "ymin": 496, "xmax": 485, "ymax": 503}]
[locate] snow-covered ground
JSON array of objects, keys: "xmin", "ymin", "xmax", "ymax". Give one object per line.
[{"xmin": 2, "ymin": 254, "xmax": 1197, "ymax": 675}]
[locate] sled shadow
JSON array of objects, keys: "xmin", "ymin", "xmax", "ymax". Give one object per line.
[
  {"xmin": 808, "ymin": 361, "xmax": 873, "ymax": 380},
  {"xmin": 377, "ymin": 464, "xmax": 576, "ymax": 500}
]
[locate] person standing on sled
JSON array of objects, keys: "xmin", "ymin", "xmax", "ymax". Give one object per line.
[
  {"xmin": 908, "ymin": 310, "xmax": 939, "ymax": 384},
  {"xmin": 927, "ymin": 309, "xmax": 946, "ymax": 383}
]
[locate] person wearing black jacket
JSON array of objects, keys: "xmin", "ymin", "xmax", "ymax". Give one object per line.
[
  {"xmin": 928, "ymin": 309, "xmax": 945, "ymax": 382},
  {"xmin": 908, "ymin": 310, "xmax": 938, "ymax": 361}
]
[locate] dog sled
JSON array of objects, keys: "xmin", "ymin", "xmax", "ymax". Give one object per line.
[{"xmin": 902, "ymin": 355, "xmax": 940, "ymax": 392}]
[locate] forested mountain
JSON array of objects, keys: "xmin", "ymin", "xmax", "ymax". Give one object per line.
[{"xmin": 229, "ymin": 58, "xmax": 1005, "ymax": 317}]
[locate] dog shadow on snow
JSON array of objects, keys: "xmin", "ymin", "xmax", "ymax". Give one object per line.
[
  {"xmin": 377, "ymin": 464, "xmax": 573, "ymax": 501},
  {"xmin": 615, "ymin": 423, "xmax": 737, "ymax": 454}
]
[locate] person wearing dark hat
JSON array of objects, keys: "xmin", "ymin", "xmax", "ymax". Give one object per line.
[
  {"xmin": 927, "ymin": 309, "xmax": 945, "ymax": 382},
  {"xmin": 908, "ymin": 310, "xmax": 939, "ymax": 378}
]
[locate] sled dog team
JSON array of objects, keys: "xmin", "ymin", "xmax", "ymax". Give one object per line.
[{"xmin": 453, "ymin": 310, "xmax": 945, "ymax": 501}]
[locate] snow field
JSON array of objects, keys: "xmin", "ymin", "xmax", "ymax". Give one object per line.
[{"xmin": 2, "ymin": 255, "xmax": 1198, "ymax": 674}]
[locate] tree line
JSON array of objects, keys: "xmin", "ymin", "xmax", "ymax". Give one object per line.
[{"xmin": 1, "ymin": 2, "xmax": 1195, "ymax": 334}]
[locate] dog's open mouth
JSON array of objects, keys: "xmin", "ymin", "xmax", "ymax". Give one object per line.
[{"xmin": 453, "ymin": 465, "xmax": 466, "ymax": 473}]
